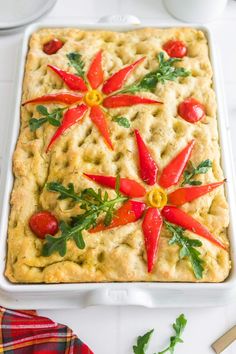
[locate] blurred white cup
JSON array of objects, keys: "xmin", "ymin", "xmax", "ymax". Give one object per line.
[{"xmin": 163, "ymin": 0, "xmax": 228, "ymax": 23}]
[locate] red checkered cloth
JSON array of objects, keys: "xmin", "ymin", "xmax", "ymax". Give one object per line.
[{"xmin": 0, "ymin": 306, "xmax": 93, "ymax": 353}]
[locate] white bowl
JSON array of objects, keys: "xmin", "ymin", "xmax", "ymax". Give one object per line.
[{"xmin": 163, "ymin": 0, "xmax": 228, "ymax": 23}]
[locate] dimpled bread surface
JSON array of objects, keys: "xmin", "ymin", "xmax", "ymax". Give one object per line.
[{"xmin": 5, "ymin": 27, "xmax": 230, "ymax": 283}]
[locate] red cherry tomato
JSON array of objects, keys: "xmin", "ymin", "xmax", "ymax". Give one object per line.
[
  {"xmin": 163, "ymin": 40, "xmax": 187, "ymax": 58},
  {"xmin": 43, "ymin": 39, "xmax": 64, "ymax": 55},
  {"xmin": 29, "ymin": 211, "xmax": 59, "ymax": 239},
  {"xmin": 178, "ymin": 98, "xmax": 205, "ymax": 123}
]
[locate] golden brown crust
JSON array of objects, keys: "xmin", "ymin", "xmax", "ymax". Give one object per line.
[{"xmin": 5, "ymin": 27, "xmax": 230, "ymax": 283}]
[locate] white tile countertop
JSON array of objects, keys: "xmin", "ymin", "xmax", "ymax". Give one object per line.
[{"xmin": 1, "ymin": 0, "xmax": 236, "ymax": 353}]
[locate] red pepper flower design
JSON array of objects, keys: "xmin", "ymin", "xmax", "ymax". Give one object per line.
[
  {"xmin": 85, "ymin": 130, "xmax": 226, "ymax": 273},
  {"xmin": 23, "ymin": 51, "xmax": 161, "ymax": 152}
]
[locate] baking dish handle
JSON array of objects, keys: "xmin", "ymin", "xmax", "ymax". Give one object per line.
[
  {"xmin": 98, "ymin": 15, "xmax": 141, "ymax": 25},
  {"xmin": 84, "ymin": 288, "xmax": 153, "ymax": 307}
]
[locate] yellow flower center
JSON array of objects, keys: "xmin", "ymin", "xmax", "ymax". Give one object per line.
[
  {"xmin": 84, "ymin": 90, "xmax": 103, "ymax": 107},
  {"xmin": 146, "ymin": 187, "xmax": 168, "ymax": 209}
]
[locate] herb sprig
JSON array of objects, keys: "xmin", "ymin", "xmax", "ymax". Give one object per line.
[
  {"xmin": 119, "ymin": 52, "xmax": 190, "ymax": 94},
  {"xmin": 42, "ymin": 177, "xmax": 127, "ymax": 257},
  {"xmin": 132, "ymin": 314, "xmax": 187, "ymax": 354},
  {"xmin": 29, "ymin": 105, "xmax": 65, "ymax": 132},
  {"xmin": 67, "ymin": 52, "xmax": 86, "ymax": 79},
  {"xmin": 165, "ymin": 221, "xmax": 204, "ymax": 279},
  {"xmin": 181, "ymin": 159, "xmax": 212, "ymax": 186},
  {"xmin": 112, "ymin": 116, "xmax": 131, "ymax": 128},
  {"xmin": 133, "ymin": 329, "xmax": 154, "ymax": 354},
  {"xmin": 158, "ymin": 314, "xmax": 187, "ymax": 354},
  {"xmin": 46, "ymin": 182, "xmax": 82, "ymax": 202}
]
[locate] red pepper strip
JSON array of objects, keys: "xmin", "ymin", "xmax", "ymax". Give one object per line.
[
  {"xmin": 103, "ymin": 94, "xmax": 162, "ymax": 108},
  {"xmin": 84, "ymin": 174, "xmax": 146, "ymax": 198},
  {"xmin": 159, "ymin": 140, "xmax": 195, "ymax": 189},
  {"xmin": 168, "ymin": 181, "xmax": 225, "ymax": 206},
  {"xmin": 89, "ymin": 106, "xmax": 113, "ymax": 150},
  {"xmin": 142, "ymin": 207, "xmax": 163, "ymax": 273},
  {"xmin": 135, "ymin": 129, "xmax": 158, "ymax": 186},
  {"xmin": 22, "ymin": 93, "xmax": 83, "ymax": 106},
  {"xmin": 89, "ymin": 200, "xmax": 146, "ymax": 233},
  {"xmin": 46, "ymin": 104, "xmax": 88, "ymax": 152},
  {"xmin": 48, "ymin": 64, "xmax": 88, "ymax": 91},
  {"xmin": 102, "ymin": 57, "xmax": 145, "ymax": 95},
  {"xmin": 87, "ymin": 50, "xmax": 104, "ymax": 89},
  {"xmin": 162, "ymin": 205, "xmax": 226, "ymax": 250}
]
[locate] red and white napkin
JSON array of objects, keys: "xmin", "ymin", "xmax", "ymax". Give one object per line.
[{"xmin": 0, "ymin": 306, "xmax": 93, "ymax": 353}]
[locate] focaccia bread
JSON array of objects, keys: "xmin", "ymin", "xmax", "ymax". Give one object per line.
[{"xmin": 5, "ymin": 27, "xmax": 230, "ymax": 283}]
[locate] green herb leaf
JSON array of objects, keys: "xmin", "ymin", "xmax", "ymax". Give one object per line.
[
  {"xmin": 113, "ymin": 116, "xmax": 131, "ymax": 128},
  {"xmin": 165, "ymin": 221, "xmax": 204, "ymax": 279},
  {"xmin": 173, "ymin": 314, "xmax": 187, "ymax": 337},
  {"xmin": 36, "ymin": 105, "xmax": 48, "ymax": 115},
  {"xmin": 29, "ymin": 105, "xmax": 65, "ymax": 131},
  {"xmin": 43, "ymin": 177, "xmax": 128, "ymax": 257},
  {"xmin": 42, "ymin": 233, "xmax": 67, "ymax": 257},
  {"xmin": 186, "ymin": 180, "xmax": 202, "ymax": 186},
  {"xmin": 158, "ymin": 314, "xmax": 187, "ymax": 354},
  {"xmin": 67, "ymin": 52, "xmax": 85, "ymax": 79},
  {"xmin": 47, "ymin": 182, "xmax": 82, "ymax": 202},
  {"xmin": 29, "ymin": 118, "xmax": 47, "ymax": 132},
  {"xmin": 42, "ymin": 221, "xmax": 85, "ymax": 257},
  {"xmin": 133, "ymin": 329, "xmax": 154, "ymax": 354},
  {"xmin": 181, "ymin": 159, "xmax": 212, "ymax": 186},
  {"xmin": 104, "ymin": 207, "xmax": 113, "ymax": 226},
  {"xmin": 119, "ymin": 52, "xmax": 190, "ymax": 94},
  {"xmin": 73, "ymin": 231, "xmax": 86, "ymax": 249},
  {"xmin": 195, "ymin": 159, "xmax": 212, "ymax": 174},
  {"xmin": 47, "ymin": 117, "xmax": 61, "ymax": 126}
]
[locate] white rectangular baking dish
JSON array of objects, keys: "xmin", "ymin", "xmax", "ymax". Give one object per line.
[{"xmin": 0, "ymin": 19, "xmax": 235, "ymax": 309}]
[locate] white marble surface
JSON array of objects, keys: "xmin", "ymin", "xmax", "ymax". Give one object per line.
[{"xmin": 1, "ymin": 0, "xmax": 236, "ymax": 353}]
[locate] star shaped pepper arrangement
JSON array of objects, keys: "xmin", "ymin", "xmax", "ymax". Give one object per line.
[
  {"xmin": 22, "ymin": 45, "xmax": 191, "ymax": 151},
  {"xmin": 84, "ymin": 131, "xmax": 226, "ymax": 277},
  {"xmin": 29, "ymin": 130, "xmax": 226, "ymax": 279}
]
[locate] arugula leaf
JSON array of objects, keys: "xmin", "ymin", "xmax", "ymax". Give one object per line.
[
  {"xmin": 73, "ymin": 231, "xmax": 85, "ymax": 249},
  {"xmin": 164, "ymin": 221, "xmax": 204, "ymax": 279},
  {"xmin": 133, "ymin": 329, "xmax": 154, "ymax": 354},
  {"xmin": 181, "ymin": 159, "xmax": 212, "ymax": 186},
  {"xmin": 112, "ymin": 116, "xmax": 131, "ymax": 128},
  {"xmin": 47, "ymin": 182, "xmax": 82, "ymax": 202},
  {"xmin": 158, "ymin": 314, "xmax": 187, "ymax": 354},
  {"xmin": 43, "ymin": 179, "xmax": 127, "ymax": 256},
  {"xmin": 42, "ymin": 221, "xmax": 84, "ymax": 257},
  {"xmin": 29, "ymin": 105, "xmax": 65, "ymax": 132},
  {"xmin": 67, "ymin": 52, "xmax": 85, "ymax": 79},
  {"xmin": 119, "ymin": 52, "xmax": 190, "ymax": 94},
  {"xmin": 42, "ymin": 232, "xmax": 67, "ymax": 257}
]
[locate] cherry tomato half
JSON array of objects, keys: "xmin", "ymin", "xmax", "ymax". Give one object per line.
[
  {"xmin": 178, "ymin": 98, "xmax": 206, "ymax": 123},
  {"xmin": 163, "ymin": 40, "xmax": 187, "ymax": 58},
  {"xmin": 43, "ymin": 39, "xmax": 64, "ymax": 55},
  {"xmin": 29, "ymin": 211, "xmax": 59, "ymax": 239}
]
